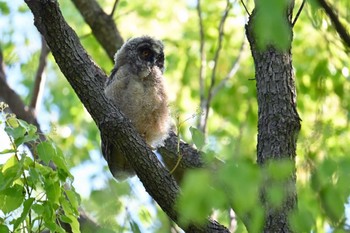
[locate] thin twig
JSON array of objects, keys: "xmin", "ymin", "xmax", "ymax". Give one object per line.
[
  {"xmin": 240, "ymin": 0, "xmax": 251, "ymax": 16},
  {"xmin": 110, "ymin": 0, "xmax": 119, "ymax": 17},
  {"xmin": 201, "ymin": 0, "xmax": 232, "ymax": 134},
  {"xmin": 212, "ymin": 38, "xmax": 246, "ymax": 96},
  {"xmin": 30, "ymin": 36, "xmax": 50, "ymax": 114},
  {"xmin": 316, "ymin": 0, "xmax": 350, "ymax": 48},
  {"xmin": 196, "ymin": 0, "xmax": 206, "ymax": 131},
  {"xmin": 292, "ymin": 0, "xmax": 306, "ymax": 27}
]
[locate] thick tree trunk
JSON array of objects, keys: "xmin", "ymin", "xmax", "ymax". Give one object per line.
[{"xmin": 246, "ymin": 3, "xmax": 301, "ymax": 233}]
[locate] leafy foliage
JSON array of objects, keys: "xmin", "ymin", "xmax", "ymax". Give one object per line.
[{"xmin": 0, "ymin": 106, "xmax": 81, "ymax": 233}]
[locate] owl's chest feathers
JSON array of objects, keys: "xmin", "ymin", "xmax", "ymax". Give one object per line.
[
  {"xmin": 128, "ymin": 75, "xmax": 166, "ymax": 114},
  {"xmin": 105, "ymin": 66, "xmax": 169, "ymax": 145}
]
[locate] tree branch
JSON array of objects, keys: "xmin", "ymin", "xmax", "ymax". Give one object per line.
[
  {"xmin": 240, "ymin": 0, "xmax": 251, "ymax": 16},
  {"xmin": 110, "ymin": 0, "xmax": 119, "ymax": 17},
  {"xmin": 316, "ymin": 0, "xmax": 350, "ymax": 48},
  {"xmin": 71, "ymin": 0, "xmax": 124, "ymax": 62},
  {"xmin": 196, "ymin": 0, "xmax": 207, "ymax": 132},
  {"xmin": 200, "ymin": 0, "xmax": 232, "ymax": 134},
  {"xmin": 159, "ymin": 131, "xmax": 205, "ymax": 183},
  {"xmin": 24, "ymin": 0, "xmax": 229, "ymax": 231},
  {"xmin": 212, "ymin": 37, "xmax": 246, "ymax": 96},
  {"xmin": 292, "ymin": 0, "xmax": 306, "ymax": 27},
  {"xmin": 29, "ymin": 36, "xmax": 50, "ymax": 113}
]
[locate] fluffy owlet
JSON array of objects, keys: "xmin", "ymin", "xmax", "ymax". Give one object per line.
[{"xmin": 101, "ymin": 36, "xmax": 171, "ymax": 181}]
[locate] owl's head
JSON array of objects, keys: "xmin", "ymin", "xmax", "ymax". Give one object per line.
[{"xmin": 113, "ymin": 36, "xmax": 165, "ymax": 77}]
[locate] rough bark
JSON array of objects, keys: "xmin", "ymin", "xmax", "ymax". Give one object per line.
[
  {"xmin": 71, "ymin": 0, "xmax": 124, "ymax": 62},
  {"xmin": 24, "ymin": 0, "xmax": 229, "ymax": 232},
  {"xmin": 246, "ymin": 2, "xmax": 301, "ymax": 233}
]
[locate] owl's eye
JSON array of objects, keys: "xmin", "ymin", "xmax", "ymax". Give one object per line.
[
  {"xmin": 142, "ymin": 50, "xmax": 150, "ymax": 57},
  {"xmin": 140, "ymin": 48, "xmax": 152, "ymax": 59}
]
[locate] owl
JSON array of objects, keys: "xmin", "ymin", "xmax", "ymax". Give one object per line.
[{"xmin": 101, "ymin": 36, "xmax": 171, "ymax": 181}]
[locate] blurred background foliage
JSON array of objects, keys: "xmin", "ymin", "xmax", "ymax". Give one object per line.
[{"xmin": 0, "ymin": 0, "xmax": 349, "ymax": 232}]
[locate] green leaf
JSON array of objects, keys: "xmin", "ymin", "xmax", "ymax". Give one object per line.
[
  {"xmin": 266, "ymin": 159, "xmax": 294, "ymax": 181},
  {"xmin": 65, "ymin": 189, "xmax": 80, "ymax": 214},
  {"xmin": 4, "ymin": 123, "xmax": 26, "ymax": 147},
  {"xmin": 138, "ymin": 207, "xmax": 152, "ymax": 225},
  {"xmin": 6, "ymin": 116, "xmax": 19, "ymax": 128},
  {"xmin": 62, "ymin": 213, "xmax": 80, "ymax": 233},
  {"xmin": 32, "ymin": 203, "xmax": 45, "ymax": 215},
  {"xmin": 290, "ymin": 209, "xmax": 315, "ymax": 233},
  {"xmin": 17, "ymin": 119, "xmax": 39, "ymax": 143},
  {"xmin": 0, "ymin": 2, "xmax": 10, "ymax": 15},
  {"xmin": 0, "ymin": 156, "xmax": 22, "ymax": 191},
  {"xmin": 3, "ymin": 118, "xmax": 38, "ymax": 146},
  {"xmin": 320, "ymin": 185, "xmax": 345, "ymax": 224},
  {"xmin": 53, "ymin": 146, "xmax": 70, "ymax": 175},
  {"xmin": 37, "ymin": 141, "xmax": 55, "ymax": 164},
  {"xmin": 0, "ymin": 184, "xmax": 25, "ymax": 214},
  {"xmin": 129, "ymin": 220, "xmax": 141, "ymax": 233},
  {"xmin": 189, "ymin": 126, "xmax": 205, "ymax": 150},
  {"xmin": 253, "ymin": 0, "xmax": 291, "ymax": 50},
  {"xmin": 177, "ymin": 170, "xmax": 226, "ymax": 226},
  {"xmin": 2, "ymin": 155, "xmax": 18, "ymax": 172},
  {"xmin": 59, "ymin": 215, "xmax": 72, "ymax": 223},
  {"xmin": 0, "ymin": 224, "xmax": 9, "ymax": 233},
  {"xmin": 0, "ymin": 149, "xmax": 16, "ymax": 154},
  {"xmin": 44, "ymin": 179, "xmax": 61, "ymax": 205},
  {"xmin": 12, "ymin": 198, "xmax": 35, "ymax": 230},
  {"xmin": 42, "ymin": 201, "xmax": 61, "ymax": 232},
  {"xmin": 266, "ymin": 184, "xmax": 285, "ymax": 208}
]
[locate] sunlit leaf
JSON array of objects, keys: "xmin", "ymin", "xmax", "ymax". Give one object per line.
[
  {"xmin": 290, "ymin": 209, "xmax": 315, "ymax": 232},
  {"xmin": 0, "ymin": 224, "xmax": 9, "ymax": 233},
  {"xmin": 44, "ymin": 178, "xmax": 61, "ymax": 205},
  {"xmin": 189, "ymin": 126, "xmax": 205, "ymax": 150},
  {"xmin": 12, "ymin": 198, "xmax": 35, "ymax": 230},
  {"xmin": 37, "ymin": 141, "xmax": 55, "ymax": 165},
  {"xmin": 0, "ymin": 184, "xmax": 25, "ymax": 214},
  {"xmin": 253, "ymin": 0, "xmax": 291, "ymax": 50},
  {"xmin": 130, "ymin": 219, "xmax": 142, "ymax": 233}
]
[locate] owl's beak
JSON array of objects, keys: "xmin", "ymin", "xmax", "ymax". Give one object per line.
[{"xmin": 155, "ymin": 53, "xmax": 164, "ymax": 72}]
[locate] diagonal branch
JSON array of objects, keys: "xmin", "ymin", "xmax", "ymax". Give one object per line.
[
  {"xmin": 197, "ymin": 0, "xmax": 207, "ymax": 131},
  {"xmin": 212, "ymin": 37, "xmax": 246, "ymax": 96},
  {"xmin": 240, "ymin": 0, "xmax": 251, "ymax": 16},
  {"xmin": 292, "ymin": 0, "xmax": 306, "ymax": 27},
  {"xmin": 316, "ymin": 0, "xmax": 350, "ymax": 48},
  {"xmin": 29, "ymin": 36, "xmax": 50, "ymax": 113},
  {"xmin": 24, "ymin": 0, "xmax": 229, "ymax": 232},
  {"xmin": 110, "ymin": 0, "xmax": 120, "ymax": 17},
  {"xmin": 200, "ymin": 0, "xmax": 232, "ymax": 134},
  {"xmin": 71, "ymin": 0, "xmax": 124, "ymax": 62}
]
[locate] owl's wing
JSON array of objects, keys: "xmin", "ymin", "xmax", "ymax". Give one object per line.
[{"xmin": 101, "ymin": 133, "xmax": 135, "ymax": 181}]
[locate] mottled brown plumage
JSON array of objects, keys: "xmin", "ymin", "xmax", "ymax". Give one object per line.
[{"xmin": 101, "ymin": 36, "xmax": 171, "ymax": 181}]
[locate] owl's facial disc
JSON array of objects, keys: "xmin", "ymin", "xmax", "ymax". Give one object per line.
[{"xmin": 137, "ymin": 44, "xmax": 164, "ymax": 72}]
